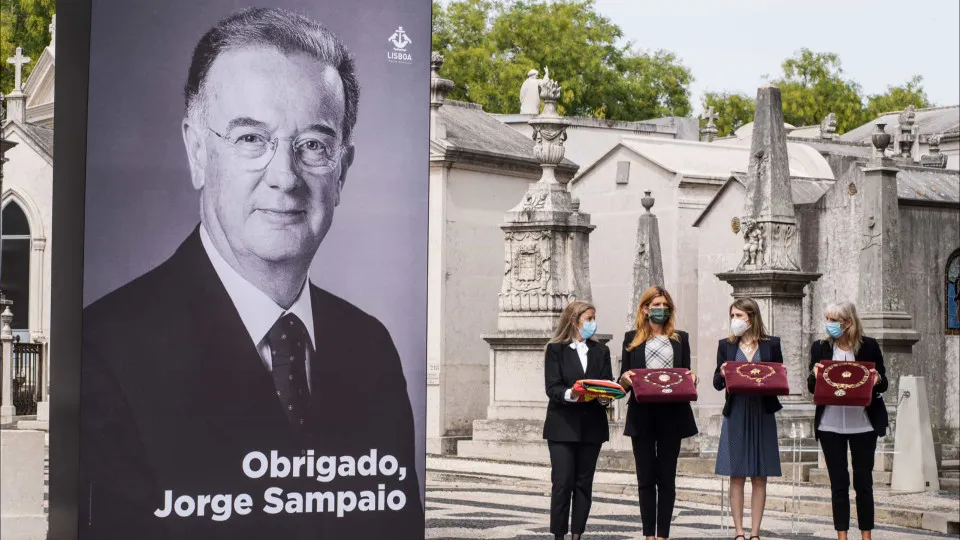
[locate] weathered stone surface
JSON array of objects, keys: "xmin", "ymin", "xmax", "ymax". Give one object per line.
[
  {"xmin": 891, "ymin": 376, "xmax": 941, "ymax": 491},
  {"xmin": 718, "ymin": 85, "xmax": 820, "ymax": 399},
  {"xmin": 625, "ymin": 191, "xmax": 664, "ymax": 329},
  {"xmin": 742, "ymin": 86, "xmax": 797, "ymax": 225}
]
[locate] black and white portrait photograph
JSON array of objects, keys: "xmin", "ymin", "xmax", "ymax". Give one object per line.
[{"xmin": 76, "ymin": 2, "xmax": 429, "ymax": 538}]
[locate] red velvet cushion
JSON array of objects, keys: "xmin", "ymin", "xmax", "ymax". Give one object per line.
[
  {"xmin": 630, "ymin": 368, "xmax": 698, "ymax": 403},
  {"xmin": 724, "ymin": 361, "xmax": 789, "ymax": 396},
  {"xmin": 813, "ymin": 360, "xmax": 875, "ymax": 407}
]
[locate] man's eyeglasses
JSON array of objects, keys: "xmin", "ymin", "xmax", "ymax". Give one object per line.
[{"xmin": 207, "ymin": 127, "xmax": 345, "ymax": 173}]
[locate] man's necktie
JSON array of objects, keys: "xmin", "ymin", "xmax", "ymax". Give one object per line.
[{"xmin": 267, "ymin": 313, "xmax": 311, "ymax": 432}]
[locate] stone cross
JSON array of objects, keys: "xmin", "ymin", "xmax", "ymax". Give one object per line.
[
  {"xmin": 6, "ymin": 47, "xmax": 32, "ymax": 92},
  {"xmin": 49, "ymin": 15, "xmax": 56, "ymax": 49},
  {"xmin": 700, "ymin": 106, "xmax": 719, "ymax": 142}
]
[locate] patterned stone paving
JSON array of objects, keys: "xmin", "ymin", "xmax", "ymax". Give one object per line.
[{"xmin": 426, "ymin": 479, "xmax": 959, "ymax": 539}]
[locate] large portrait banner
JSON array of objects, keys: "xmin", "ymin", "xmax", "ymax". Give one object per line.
[{"xmin": 71, "ymin": 1, "xmax": 430, "ymax": 537}]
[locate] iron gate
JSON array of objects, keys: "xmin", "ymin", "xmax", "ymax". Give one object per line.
[{"xmin": 12, "ymin": 342, "xmax": 43, "ymax": 415}]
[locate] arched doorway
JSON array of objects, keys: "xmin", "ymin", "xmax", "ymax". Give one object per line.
[{"xmin": 1, "ymin": 200, "xmax": 32, "ymax": 337}]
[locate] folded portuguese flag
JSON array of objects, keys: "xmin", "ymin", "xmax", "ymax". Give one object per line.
[{"xmin": 572, "ymin": 379, "xmax": 627, "ymax": 401}]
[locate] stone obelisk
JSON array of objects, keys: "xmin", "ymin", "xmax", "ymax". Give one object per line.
[
  {"xmin": 716, "ymin": 85, "xmax": 820, "ymax": 400},
  {"xmin": 625, "ymin": 191, "xmax": 665, "ymax": 330}
]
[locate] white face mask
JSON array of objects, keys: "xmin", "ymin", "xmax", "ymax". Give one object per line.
[{"xmin": 730, "ymin": 318, "xmax": 751, "ymax": 337}]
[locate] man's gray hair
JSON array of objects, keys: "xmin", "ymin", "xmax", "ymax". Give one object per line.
[{"xmin": 184, "ymin": 7, "xmax": 360, "ymax": 143}]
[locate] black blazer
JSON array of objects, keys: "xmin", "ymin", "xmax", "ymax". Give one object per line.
[
  {"xmin": 80, "ymin": 228, "xmax": 423, "ymax": 539},
  {"xmin": 807, "ymin": 336, "xmax": 889, "ymax": 440},
  {"xmin": 619, "ymin": 330, "xmax": 699, "ymax": 440},
  {"xmin": 712, "ymin": 336, "xmax": 785, "ymax": 417},
  {"xmin": 543, "ymin": 340, "xmax": 613, "ymax": 444}
]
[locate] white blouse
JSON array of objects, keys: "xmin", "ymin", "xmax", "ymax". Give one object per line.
[{"xmin": 564, "ymin": 340, "xmax": 590, "ymax": 402}]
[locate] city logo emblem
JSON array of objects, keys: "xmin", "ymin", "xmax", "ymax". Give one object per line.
[{"xmin": 387, "ymin": 26, "xmax": 413, "ymax": 64}]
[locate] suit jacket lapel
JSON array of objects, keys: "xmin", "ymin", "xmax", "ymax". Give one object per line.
[
  {"xmin": 728, "ymin": 341, "xmax": 738, "ymax": 362},
  {"xmin": 760, "ymin": 340, "xmax": 772, "ymax": 362},
  {"xmin": 635, "ymin": 340, "xmax": 647, "ymax": 369},
  {"xmin": 178, "ymin": 228, "xmax": 292, "ymax": 443},
  {"xmin": 671, "ymin": 337, "xmax": 682, "ymax": 368},
  {"xmin": 565, "ymin": 345, "xmax": 586, "ymax": 378}
]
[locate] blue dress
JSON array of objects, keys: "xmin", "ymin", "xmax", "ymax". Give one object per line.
[{"xmin": 715, "ymin": 347, "xmax": 782, "ymax": 477}]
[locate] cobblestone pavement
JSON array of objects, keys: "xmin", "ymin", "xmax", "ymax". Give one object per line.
[{"xmin": 426, "ymin": 478, "xmax": 959, "ymax": 539}]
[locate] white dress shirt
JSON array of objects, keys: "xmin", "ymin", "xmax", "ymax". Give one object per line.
[
  {"xmin": 200, "ymin": 226, "xmax": 317, "ymax": 391},
  {"xmin": 564, "ymin": 340, "xmax": 590, "ymax": 402},
  {"xmin": 819, "ymin": 346, "xmax": 873, "ymax": 434}
]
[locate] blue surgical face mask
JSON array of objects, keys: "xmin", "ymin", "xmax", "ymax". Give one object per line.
[
  {"xmin": 825, "ymin": 321, "xmax": 844, "ymax": 338},
  {"xmin": 579, "ymin": 321, "xmax": 597, "ymax": 340}
]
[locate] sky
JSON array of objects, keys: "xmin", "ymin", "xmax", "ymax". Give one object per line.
[
  {"xmin": 438, "ymin": 0, "xmax": 960, "ymax": 116},
  {"xmin": 594, "ymin": 0, "xmax": 959, "ymax": 115}
]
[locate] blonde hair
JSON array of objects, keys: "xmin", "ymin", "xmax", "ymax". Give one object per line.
[
  {"xmin": 824, "ymin": 300, "xmax": 864, "ymax": 354},
  {"xmin": 549, "ymin": 301, "xmax": 596, "ymax": 345},
  {"xmin": 727, "ymin": 297, "xmax": 770, "ymax": 343},
  {"xmin": 627, "ymin": 286, "xmax": 679, "ymax": 351}
]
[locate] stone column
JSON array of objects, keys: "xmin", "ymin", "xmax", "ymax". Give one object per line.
[
  {"xmin": 458, "ymin": 73, "xmax": 603, "ymax": 462},
  {"xmin": 857, "ymin": 124, "xmax": 920, "ymax": 401},
  {"xmin": 715, "ymin": 85, "xmax": 821, "ymax": 400},
  {"xmin": 483, "ymin": 73, "xmax": 597, "ymax": 419},
  {"xmin": 625, "ymin": 191, "xmax": 665, "ymax": 330},
  {"xmin": 425, "ymin": 53, "xmax": 454, "ymax": 454},
  {"xmin": 1, "ymin": 304, "xmax": 15, "ymax": 424}
]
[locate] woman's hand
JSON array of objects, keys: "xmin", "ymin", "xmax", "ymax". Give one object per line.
[
  {"xmin": 870, "ymin": 368, "xmax": 880, "ymax": 386},
  {"xmin": 619, "ymin": 370, "xmax": 635, "ymax": 388},
  {"xmin": 813, "ymin": 362, "xmax": 825, "ymax": 377},
  {"xmin": 687, "ymin": 370, "xmax": 698, "ymax": 384},
  {"xmin": 720, "ymin": 362, "xmax": 728, "ymax": 378},
  {"xmin": 569, "ymin": 388, "xmax": 582, "ymax": 400}
]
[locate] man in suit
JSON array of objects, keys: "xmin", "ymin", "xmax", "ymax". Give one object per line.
[{"xmin": 79, "ymin": 7, "xmax": 422, "ymax": 539}]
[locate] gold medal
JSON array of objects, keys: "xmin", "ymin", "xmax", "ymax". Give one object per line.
[
  {"xmin": 736, "ymin": 363, "xmax": 775, "ymax": 385},
  {"xmin": 822, "ymin": 363, "xmax": 870, "ymax": 397}
]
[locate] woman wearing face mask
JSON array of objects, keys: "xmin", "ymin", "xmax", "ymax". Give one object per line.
[
  {"xmin": 808, "ymin": 301, "xmax": 886, "ymax": 540},
  {"xmin": 713, "ymin": 298, "xmax": 783, "ymax": 540},
  {"xmin": 619, "ymin": 286, "xmax": 698, "ymax": 540},
  {"xmin": 543, "ymin": 300, "xmax": 614, "ymax": 540}
]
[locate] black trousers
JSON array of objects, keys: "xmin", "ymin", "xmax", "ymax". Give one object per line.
[
  {"xmin": 631, "ymin": 435, "xmax": 682, "ymax": 538},
  {"xmin": 818, "ymin": 430, "xmax": 878, "ymax": 532},
  {"xmin": 547, "ymin": 441, "xmax": 603, "ymax": 535}
]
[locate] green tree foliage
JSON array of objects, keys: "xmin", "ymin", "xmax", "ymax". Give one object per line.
[
  {"xmin": 700, "ymin": 91, "xmax": 755, "ymax": 137},
  {"xmin": 771, "ymin": 49, "xmax": 866, "ymax": 134},
  {"xmin": 1, "ymin": 0, "xmax": 55, "ymax": 94},
  {"xmin": 432, "ymin": 0, "xmax": 693, "ymax": 119},
  {"xmin": 704, "ymin": 50, "xmax": 935, "ymax": 135},
  {"xmin": 864, "ymin": 75, "xmax": 932, "ymax": 120}
]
